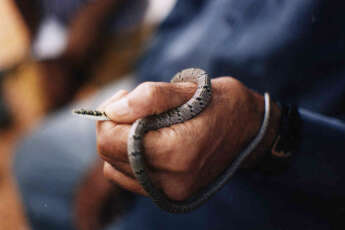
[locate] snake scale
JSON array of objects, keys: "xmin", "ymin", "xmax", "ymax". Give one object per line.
[{"xmin": 73, "ymin": 68, "xmax": 271, "ymax": 213}]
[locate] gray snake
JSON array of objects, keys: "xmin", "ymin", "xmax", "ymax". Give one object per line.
[{"xmin": 73, "ymin": 68, "xmax": 271, "ymax": 213}]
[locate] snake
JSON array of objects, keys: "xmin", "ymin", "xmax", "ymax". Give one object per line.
[{"xmin": 73, "ymin": 68, "xmax": 271, "ymax": 213}]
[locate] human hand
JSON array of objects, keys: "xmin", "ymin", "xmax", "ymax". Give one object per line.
[
  {"xmin": 74, "ymin": 160, "xmax": 133, "ymax": 230},
  {"xmin": 97, "ymin": 77, "xmax": 281, "ymax": 201}
]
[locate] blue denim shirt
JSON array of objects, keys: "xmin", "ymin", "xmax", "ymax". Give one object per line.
[{"xmin": 114, "ymin": 0, "xmax": 345, "ymax": 229}]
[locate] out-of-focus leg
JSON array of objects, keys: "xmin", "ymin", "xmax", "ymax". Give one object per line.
[
  {"xmin": 13, "ymin": 76, "xmax": 135, "ymax": 230},
  {"xmin": 13, "ymin": 0, "xmax": 42, "ymax": 39}
]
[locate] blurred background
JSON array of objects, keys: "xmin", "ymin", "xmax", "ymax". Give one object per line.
[{"xmin": 0, "ymin": 0, "xmax": 175, "ymax": 229}]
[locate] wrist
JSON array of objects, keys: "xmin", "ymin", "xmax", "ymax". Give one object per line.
[{"xmin": 241, "ymin": 92, "xmax": 282, "ymax": 169}]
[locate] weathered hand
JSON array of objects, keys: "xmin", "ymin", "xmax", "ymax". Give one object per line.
[
  {"xmin": 74, "ymin": 161, "xmax": 131, "ymax": 230},
  {"xmin": 97, "ymin": 77, "xmax": 281, "ymax": 201}
]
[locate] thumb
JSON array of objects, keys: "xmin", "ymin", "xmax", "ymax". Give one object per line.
[{"xmin": 104, "ymin": 81, "xmax": 196, "ymax": 123}]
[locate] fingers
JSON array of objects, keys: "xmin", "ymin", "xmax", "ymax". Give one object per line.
[
  {"xmin": 97, "ymin": 79, "xmax": 228, "ymax": 172},
  {"xmin": 97, "ymin": 122, "xmax": 130, "ymax": 163},
  {"xmin": 97, "ymin": 82, "xmax": 196, "ymax": 166},
  {"xmin": 96, "ymin": 89, "xmax": 130, "ymax": 162},
  {"xmin": 98, "ymin": 121, "xmax": 188, "ymax": 171},
  {"xmin": 104, "ymin": 82, "xmax": 196, "ymax": 123},
  {"xmin": 98, "ymin": 124, "xmax": 203, "ymax": 173},
  {"xmin": 96, "ymin": 80, "xmax": 210, "ymax": 198},
  {"xmin": 108, "ymin": 161, "xmax": 134, "ymax": 179},
  {"xmin": 103, "ymin": 162, "xmax": 148, "ymax": 196}
]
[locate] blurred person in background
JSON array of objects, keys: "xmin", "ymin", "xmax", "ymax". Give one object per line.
[
  {"xmin": 13, "ymin": 0, "xmax": 148, "ymax": 111},
  {"xmin": 0, "ymin": 71, "xmax": 12, "ymax": 129},
  {"xmin": 14, "ymin": 1, "xmax": 345, "ymax": 230}
]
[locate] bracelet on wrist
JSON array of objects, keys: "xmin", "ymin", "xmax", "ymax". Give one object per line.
[{"xmin": 258, "ymin": 104, "xmax": 301, "ymax": 173}]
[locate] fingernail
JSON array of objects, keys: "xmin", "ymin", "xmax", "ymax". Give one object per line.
[{"xmin": 105, "ymin": 97, "xmax": 130, "ymax": 119}]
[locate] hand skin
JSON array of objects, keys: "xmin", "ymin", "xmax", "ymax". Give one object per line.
[
  {"xmin": 75, "ymin": 160, "xmax": 136, "ymax": 230},
  {"xmin": 96, "ymin": 77, "xmax": 281, "ymax": 201}
]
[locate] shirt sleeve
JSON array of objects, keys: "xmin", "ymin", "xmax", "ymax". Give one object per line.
[{"xmin": 260, "ymin": 108, "xmax": 345, "ymax": 200}]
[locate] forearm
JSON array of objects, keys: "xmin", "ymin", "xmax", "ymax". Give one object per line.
[
  {"xmin": 252, "ymin": 108, "xmax": 345, "ymax": 200},
  {"xmin": 241, "ymin": 91, "xmax": 282, "ymax": 168}
]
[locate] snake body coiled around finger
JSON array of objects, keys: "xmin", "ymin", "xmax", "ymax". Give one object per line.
[
  {"xmin": 73, "ymin": 68, "xmax": 271, "ymax": 213},
  {"xmin": 127, "ymin": 68, "xmax": 212, "ymax": 213}
]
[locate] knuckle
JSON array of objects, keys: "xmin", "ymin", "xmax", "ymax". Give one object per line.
[
  {"xmin": 129, "ymin": 82, "xmax": 160, "ymax": 114},
  {"xmin": 140, "ymin": 82, "xmax": 160, "ymax": 102},
  {"xmin": 97, "ymin": 128, "xmax": 117, "ymax": 159},
  {"xmin": 117, "ymin": 89, "xmax": 128, "ymax": 95},
  {"xmin": 217, "ymin": 76, "xmax": 237, "ymax": 84},
  {"xmin": 216, "ymin": 77, "xmax": 244, "ymax": 91},
  {"xmin": 97, "ymin": 125, "xmax": 129, "ymax": 165},
  {"xmin": 103, "ymin": 164, "xmax": 115, "ymax": 181},
  {"xmin": 139, "ymin": 82, "xmax": 159, "ymax": 98},
  {"xmin": 96, "ymin": 130, "xmax": 108, "ymax": 156},
  {"xmin": 97, "ymin": 135, "xmax": 111, "ymax": 159},
  {"xmin": 126, "ymin": 96, "xmax": 135, "ymax": 111}
]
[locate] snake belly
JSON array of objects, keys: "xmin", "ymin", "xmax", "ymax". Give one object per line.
[{"xmin": 127, "ymin": 68, "xmax": 213, "ymax": 213}]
